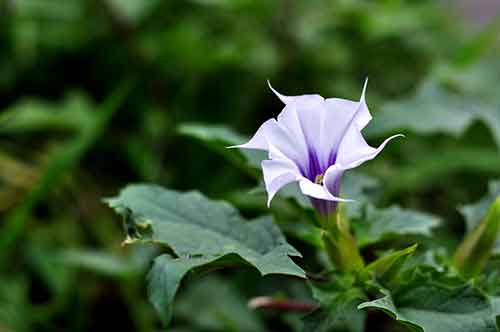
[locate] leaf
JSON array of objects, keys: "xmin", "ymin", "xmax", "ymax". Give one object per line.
[
  {"xmin": 175, "ymin": 275, "xmax": 266, "ymax": 332},
  {"xmin": 177, "ymin": 123, "xmax": 265, "ymax": 176},
  {"xmin": 147, "ymin": 254, "xmax": 219, "ymax": 325},
  {"xmin": 380, "ymin": 147, "xmax": 500, "ymax": 197},
  {"xmin": 106, "ymin": 0, "xmax": 161, "ymax": 23},
  {"xmin": 461, "ymin": 180, "xmax": 500, "ymax": 232},
  {"xmin": 365, "ymin": 244, "xmax": 418, "ymax": 284},
  {"xmin": 354, "ymin": 205, "xmax": 441, "ymax": 248},
  {"xmin": 0, "ymin": 277, "xmax": 29, "ymax": 332},
  {"xmin": 0, "ymin": 82, "xmax": 132, "ymax": 260},
  {"xmin": 0, "ymin": 92, "xmax": 93, "ymax": 134},
  {"xmin": 460, "ymin": 180, "xmax": 500, "ymax": 255},
  {"xmin": 366, "ymin": 79, "xmax": 500, "ymax": 148},
  {"xmin": 358, "ymin": 284, "xmax": 497, "ymax": 332},
  {"xmin": 454, "ymin": 197, "xmax": 500, "ymax": 276},
  {"xmin": 303, "ymin": 276, "xmax": 366, "ymax": 332},
  {"xmin": 59, "ymin": 249, "xmax": 143, "ymax": 278},
  {"xmin": 106, "ymin": 184, "xmax": 305, "ymax": 323}
]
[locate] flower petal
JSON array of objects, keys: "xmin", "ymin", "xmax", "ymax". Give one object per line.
[
  {"xmin": 261, "ymin": 143, "xmax": 302, "ymax": 206},
  {"xmin": 354, "ymin": 78, "xmax": 373, "ymax": 130},
  {"xmin": 318, "ymin": 79, "xmax": 373, "ymax": 169},
  {"xmin": 262, "ymin": 160, "xmax": 300, "ymax": 207},
  {"xmin": 231, "ymin": 119, "xmax": 309, "ymax": 173},
  {"xmin": 323, "ymin": 164, "xmax": 345, "ymax": 198},
  {"xmin": 267, "ymin": 80, "xmax": 296, "ymax": 105},
  {"xmin": 298, "ymin": 178, "xmax": 351, "ymax": 202},
  {"xmin": 336, "ymin": 124, "xmax": 403, "ymax": 169}
]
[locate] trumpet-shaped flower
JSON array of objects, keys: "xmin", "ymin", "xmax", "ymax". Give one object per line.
[{"xmin": 233, "ymin": 80, "xmax": 402, "ymax": 215}]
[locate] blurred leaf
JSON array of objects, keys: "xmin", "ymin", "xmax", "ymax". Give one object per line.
[
  {"xmin": 0, "ymin": 82, "xmax": 132, "ymax": 261},
  {"xmin": 0, "ymin": 92, "xmax": 93, "ymax": 134},
  {"xmin": 358, "ymin": 284, "xmax": 497, "ymax": 332},
  {"xmin": 178, "ymin": 123, "xmax": 265, "ymax": 177},
  {"xmin": 366, "ymin": 80, "xmax": 500, "ymax": 148},
  {"xmin": 175, "ymin": 275, "xmax": 266, "ymax": 332},
  {"xmin": 10, "ymin": 0, "xmax": 91, "ymax": 60},
  {"xmin": 106, "ymin": 184, "xmax": 305, "ymax": 323},
  {"xmin": 354, "ymin": 205, "xmax": 441, "ymax": 248},
  {"xmin": 381, "ymin": 147, "xmax": 500, "ymax": 196},
  {"xmin": 60, "ymin": 249, "xmax": 142, "ymax": 278},
  {"xmin": 107, "ymin": 0, "xmax": 161, "ymax": 24},
  {"xmin": 0, "ymin": 277, "xmax": 29, "ymax": 332}
]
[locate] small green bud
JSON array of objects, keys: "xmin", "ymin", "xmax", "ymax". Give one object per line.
[{"xmin": 454, "ymin": 197, "xmax": 500, "ymax": 277}]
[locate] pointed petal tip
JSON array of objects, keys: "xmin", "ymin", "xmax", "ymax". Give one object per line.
[
  {"xmin": 267, "ymin": 80, "xmax": 293, "ymax": 105},
  {"xmin": 361, "ymin": 77, "xmax": 369, "ymax": 100}
]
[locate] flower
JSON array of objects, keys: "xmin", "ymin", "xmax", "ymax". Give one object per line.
[{"xmin": 233, "ymin": 80, "xmax": 402, "ymax": 215}]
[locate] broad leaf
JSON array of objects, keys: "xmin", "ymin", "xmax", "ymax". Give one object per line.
[
  {"xmin": 366, "ymin": 79, "xmax": 500, "ymax": 148},
  {"xmin": 358, "ymin": 284, "xmax": 497, "ymax": 332},
  {"xmin": 106, "ymin": 184, "xmax": 305, "ymax": 323},
  {"xmin": 354, "ymin": 205, "xmax": 441, "ymax": 248},
  {"xmin": 303, "ymin": 276, "xmax": 366, "ymax": 332}
]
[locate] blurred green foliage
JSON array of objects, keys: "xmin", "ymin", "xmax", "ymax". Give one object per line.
[{"xmin": 0, "ymin": 0, "xmax": 499, "ymax": 331}]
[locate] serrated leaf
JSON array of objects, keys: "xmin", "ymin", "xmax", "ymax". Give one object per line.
[
  {"xmin": 354, "ymin": 205, "xmax": 441, "ymax": 248},
  {"xmin": 106, "ymin": 184, "xmax": 305, "ymax": 323},
  {"xmin": 304, "ymin": 277, "xmax": 366, "ymax": 332},
  {"xmin": 358, "ymin": 284, "xmax": 497, "ymax": 332}
]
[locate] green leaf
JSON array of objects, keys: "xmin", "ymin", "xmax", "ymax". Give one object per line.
[
  {"xmin": 354, "ymin": 205, "xmax": 441, "ymax": 248},
  {"xmin": 0, "ymin": 92, "xmax": 93, "ymax": 134},
  {"xmin": 304, "ymin": 276, "xmax": 366, "ymax": 332},
  {"xmin": 106, "ymin": 0, "xmax": 161, "ymax": 23},
  {"xmin": 147, "ymin": 254, "xmax": 219, "ymax": 325},
  {"xmin": 0, "ymin": 277, "xmax": 29, "ymax": 332},
  {"xmin": 175, "ymin": 275, "xmax": 266, "ymax": 332},
  {"xmin": 461, "ymin": 181, "xmax": 500, "ymax": 232},
  {"xmin": 59, "ymin": 249, "xmax": 143, "ymax": 278},
  {"xmin": 365, "ymin": 244, "xmax": 418, "ymax": 284},
  {"xmin": 454, "ymin": 197, "xmax": 500, "ymax": 277},
  {"xmin": 380, "ymin": 147, "xmax": 500, "ymax": 197},
  {"xmin": 460, "ymin": 180, "xmax": 500, "ymax": 255},
  {"xmin": 177, "ymin": 123, "xmax": 265, "ymax": 177},
  {"xmin": 0, "ymin": 82, "xmax": 132, "ymax": 261},
  {"xmin": 366, "ymin": 79, "xmax": 500, "ymax": 148},
  {"xmin": 358, "ymin": 283, "xmax": 497, "ymax": 332},
  {"xmin": 106, "ymin": 184, "xmax": 305, "ymax": 323}
]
